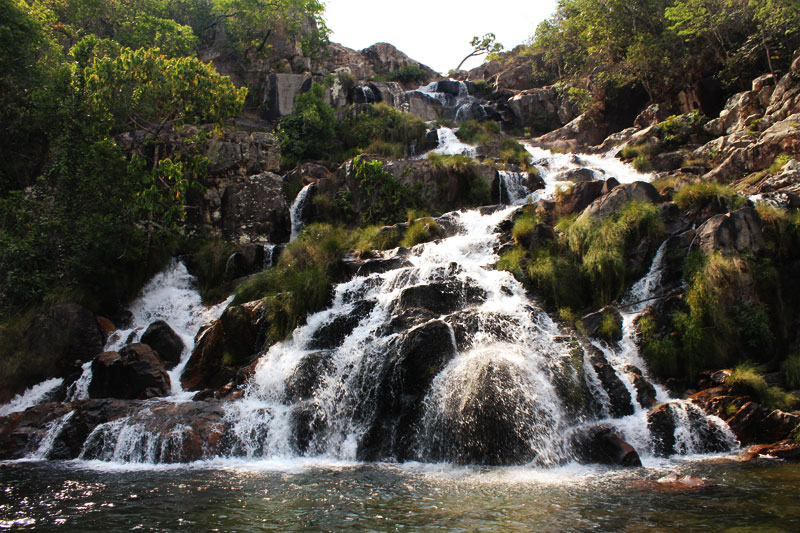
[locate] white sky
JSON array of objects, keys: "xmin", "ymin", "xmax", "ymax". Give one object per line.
[{"xmin": 324, "ymin": 0, "xmax": 558, "ymax": 75}]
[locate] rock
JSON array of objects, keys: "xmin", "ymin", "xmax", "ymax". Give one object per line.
[
  {"xmin": 140, "ymin": 321, "xmax": 184, "ymax": 369},
  {"xmin": 261, "ymin": 73, "xmax": 312, "ymax": 119},
  {"xmin": 586, "ymin": 345, "xmax": 634, "ymax": 417},
  {"xmin": 181, "ymin": 301, "xmax": 267, "ymax": 392},
  {"xmin": 634, "ymin": 104, "xmax": 669, "ymax": 129},
  {"xmin": 220, "ymin": 171, "xmax": 291, "ymax": 243},
  {"xmin": 560, "ymin": 180, "xmax": 605, "ymax": 215},
  {"xmin": 406, "ymin": 91, "xmax": 443, "ymax": 121},
  {"xmin": 88, "ymin": 344, "xmax": 171, "ymax": 400},
  {"xmin": 652, "ymin": 151, "xmax": 686, "ymax": 172},
  {"xmin": 582, "ymin": 307, "xmax": 623, "ymax": 342},
  {"xmin": 0, "ymin": 402, "xmax": 74, "ymax": 459},
  {"xmin": 506, "ymin": 86, "xmax": 575, "ymax": 133},
  {"xmin": 749, "ymin": 439, "xmax": 800, "ymax": 460},
  {"xmin": 284, "ymin": 351, "xmax": 334, "ymax": 402},
  {"xmin": 695, "ymin": 207, "xmax": 764, "ymax": 255},
  {"xmin": 397, "ymin": 280, "xmax": 487, "ymax": 316},
  {"xmin": 648, "ymin": 401, "xmax": 732, "ymax": 456},
  {"xmin": 16, "ymin": 303, "xmax": 107, "ymax": 395},
  {"xmin": 360, "ymin": 42, "xmax": 438, "ymax": 83},
  {"xmin": 625, "ymin": 365, "xmax": 657, "ymax": 408},
  {"xmin": 222, "ymin": 243, "xmax": 269, "ymax": 282},
  {"xmin": 570, "ymin": 425, "xmax": 642, "ymax": 466},
  {"xmin": 535, "ymin": 113, "xmax": 608, "ymax": 150},
  {"xmin": 580, "ymin": 181, "xmax": 661, "ymax": 222},
  {"xmin": 308, "ymin": 301, "xmax": 376, "ymax": 350},
  {"xmin": 560, "ymin": 168, "xmax": 597, "ymax": 182},
  {"xmin": 358, "ymin": 320, "xmax": 458, "ymax": 461},
  {"xmin": 727, "ymin": 402, "xmax": 800, "ymax": 445}
]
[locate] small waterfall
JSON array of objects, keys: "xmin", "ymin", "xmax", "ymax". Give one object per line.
[
  {"xmin": 0, "ymin": 378, "xmax": 63, "ymax": 417},
  {"xmin": 497, "ymin": 170, "xmax": 530, "ymax": 205},
  {"xmin": 107, "ymin": 259, "xmax": 232, "ymax": 399},
  {"xmin": 354, "ymin": 85, "xmax": 377, "ymax": 104},
  {"xmin": 290, "ymin": 183, "xmax": 314, "ymax": 241},
  {"xmin": 410, "ymin": 80, "xmax": 482, "ymax": 123},
  {"xmin": 79, "ymin": 415, "xmax": 188, "ymax": 464},
  {"xmin": 424, "ymin": 127, "xmax": 476, "ymax": 157},
  {"xmin": 29, "ymin": 411, "xmax": 75, "ymax": 459},
  {"xmin": 65, "ymin": 362, "xmax": 92, "ymax": 402},
  {"xmin": 263, "ymin": 244, "xmax": 277, "ymax": 270}
]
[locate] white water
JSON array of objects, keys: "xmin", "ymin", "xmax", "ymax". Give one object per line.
[
  {"xmin": 425, "ymin": 127, "xmax": 476, "ymax": 157},
  {"xmin": 0, "ymin": 378, "xmax": 63, "ymax": 417},
  {"xmin": 105, "ymin": 259, "xmax": 232, "ymax": 399},
  {"xmin": 525, "ymin": 144, "xmax": 654, "ymax": 201},
  {"xmin": 263, "ymin": 244, "xmax": 277, "ymax": 269},
  {"xmin": 30, "ymin": 411, "xmax": 75, "ymax": 459},
  {"xmin": 497, "ymin": 170, "xmax": 531, "ymax": 205},
  {"xmin": 290, "ymin": 183, "xmax": 314, "ymax": 241},
  {"xmin": 65, "ymin": 362, "xmax": 92, "ymax": 402}
]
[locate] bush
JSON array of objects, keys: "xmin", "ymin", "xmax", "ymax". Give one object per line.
[
  {"xmin": 352, "ymin": 156, "xmax": 417, "ymax": 225},
  {"xmin": 783, "ymin": 354, "xmax": 800, "ymax": 389},
  {"xmin": 390, "ymin": 64, "xmax": 426, "ymax": 83},
  {"xmin": 277, "ymin": 82, "xmax": 337, "ymax": 168},
  {"xmin": 401, "ymin": 217, "xmax": 441, "ymax": 248},
  {"xmin": 355, "ymin": 225, "xmax": 401, "ymax": 255},
  {"xmin": 673, "ymin": 182, "xmax": 747, "ymax": 212},
  {"xmin": 497, "ymin": 247, "xmax": 527, "ymax": 279},
  {"xmin": 512, "ymin": 213, "xmax": 538, "ymax": 248},
  {"xmin": 337, "ymin": 103, "xmax": 427, "ymax": 161},
  {"xmin": 189, "ymin": 238, "xmax": 235, "ymax": 304},
  {"xmin": 726, "ymin": 363, "xmax": 797, "ymax": 411}
]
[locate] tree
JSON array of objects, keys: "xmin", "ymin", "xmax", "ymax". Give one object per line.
[
  {"xmin": 82, "ymin": 46, "xmax": 247, "ymax": 135},
  {"xmin": 455, "ymin": 33, "xmax": 503, "ymax": 71}
]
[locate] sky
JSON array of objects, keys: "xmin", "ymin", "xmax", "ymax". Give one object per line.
[{"xmin": 324, "ymin": 0, "xmax": 558, "ymax": 75}]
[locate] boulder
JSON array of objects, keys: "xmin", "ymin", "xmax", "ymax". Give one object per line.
[
  {"xmin": 140, "ymin": 321, "xmax": 184, "ymax": 369},
  {"xmin": 727, "ymin": 402, "xmax": 800, "ymax": 445},
  {"xmin": 586, "ymin": 345, "xmax": 634, "ymax": 417},
  {"xmin": 406, "ymin": 91, "xmax": 443, "ymax": 121},
  {"xmin": 505, "ymin": 86, "xmax": 574, "ymax": 133},
  {"xmin": 695, "ymin": 207, "xmax": 764, "ymax": 255},
  {"xmin": 220, "ymin": 171, "xmax": 291, "ymax": 243},
  {"xmin": 397, "ymin": 280, "xmax": 487, "ymax": 316},
  {"xmin": 647, "ymin": 401, "xmax": 732, "ymax": 457},
  {"xmin": 560, "ymin": 180, "xmax": 606, "ymax": 215},
  {"xmin": 16, "ymin": 304, "xmax": 107, "ymax": 396},
  {"xmin": 307, "ymin": 300, "xmax": 376, "ymax": 350},
  {"xmin": 560, "ymin": 167, "xmax": 597, "ymax": 182},
  {"xmin": 88, "ymin": 344, "xmax": 171, "ymax": 400},
  {"xmin": 181, "ymin": 300, "xmax": 267, "ymax": 392},
  {"xmin": 625, "ymin": 365, "xmax": 657, "ymax": 408},
  {"xmin": 580, "ymin": 181, "xmax": 661, "ymax": 222},
  {"xmin": 261, "ymin": 73, "xmax": 312, "ymax": 119},
  {"xmin": 535, "ymin": 113, "xmax": 609, "ymax": 150},
  {"xmin": 570, "ymin": 425, "xmax": 642, "ymax": 466},
  {"xmin": 358, "ymin": 320, "xmax": 458, "ymax": 461}
]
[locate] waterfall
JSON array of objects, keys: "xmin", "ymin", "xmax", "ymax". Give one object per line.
[
  {"xmin": 497, "ymin": 170, "xmax": 530, "ymax": 205},
  {"xmin": 29, "ymin": 411, "xmax": 75, "ymax": 459},
  {"xmin": 409, "ymin": 80, "xmax": 482, "ymax": 123},
  {"xmin": 65, "ymin": 362, "xmax": 92, "ymax": 402},
  {"xmin": 0, "ymin": 378, "xmax": 63, "ymax": 417},
  {"xmin": 424, "ymin": 127, "xmax": 476, "ymax": 157},
  {"xmin": 106, "ymin": 259, "xmax": 232, "ymax": 399},
  {"xmin": 263, "ymin": 244, "xmax": 277, "ymax": 269},
  {"xmin": 290, "ymin": 183, "xmax": 314, "ymax": 241}
]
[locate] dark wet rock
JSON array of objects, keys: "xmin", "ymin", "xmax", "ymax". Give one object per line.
[
  {"xmin": 560, "ymin": 180, "xmax": 605, "ymax": 216},
  {"xmin": 560, "ymin": 168, "xmax": 597, "ymax": 183},
  {"xmin": 586, "ymin": 345, "xmax": 634, "ymax": 417},
  {"xmin": 625, "ymin": 365, "xmax": 657, "ymax": 408},
  {"xmin": 726, "ymin": 401, "xmax": 800, "ymax": 445},
  {"xmin": 648, "ymin": 402, "xmax": 731, "ymax": 457},
  {"xmin": 181, "ymin": 301, "xmax": 268, "ymax": 392},
  {"xmin": 445, "ymin": 310, "xmax": 516, "ymax": 352},
  {"xmin": 308, "ymin": 301, "xmax": 376, "ymax": 350},
  {"xmin": 285, "ymin": 351, "xmax": 335, "ymax": 402},
  {"xmin": 695, "ymin": 207, "xmax": 764, "ymax": 255},
  {"xmin": 354, "ymin": 256, "xmax": 413, "ymax": 277},
  {"xmin": 358, "ymin": 320, "xmax": 458, "ymax": 461},
  {"xmin": 0, "ymin": 402, "xmax": 74, "ymax": 459},
  {"xmin": 140, "ymin": 320, "xmax": 184, "ymax": 369},
  {"xmin": 88, "ymin": 344, "xmax": 171, "ymax": 400},
  {"xmin": 397, "ymin": 280, "xmax": 487, "ymax": 315},
  {"xmin": 222, "ymin": 243, "xmax": 270, "ymax": 282},
  {"xmin": 570, "ymin": 425, "xmax": 642, "ymax": 466}
]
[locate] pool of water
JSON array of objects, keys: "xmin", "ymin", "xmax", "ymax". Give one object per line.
[{"xmin": 2, "ymin": 458, "xmax": 799, "ymax": 531}]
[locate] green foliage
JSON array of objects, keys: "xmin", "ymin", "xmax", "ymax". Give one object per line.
[
  {"xmin": 354, "ymin": 225, "xmax": 401, "ymax": 255},
  {"xmin": 337, "ymin": 103, "xmax": 427, "ymax": 161},
  {"xmin": 189, "ymin": 238, "xmax": 235, "ymax": 304},
  {"xmin": 633, "ymin": 154, "xmax": 653, "ymax": 172},
  {"xmin": 673, "ymin": 182, "xmax": 747, "ymax": 211},
  {"xmin": 512, "ymin": 213, "xmax": 538, "ymax": 248},
  {"xmin": 352, "ymin": 156, "xmax": 417, "ymax": 225},
  {"xmin": 652, "ymin": 111, "xmax": 708, "ymax": 150},
  {"xmin": 232, "ymin": 223, "xmax": 347, "ymax": 344},
  {"xmin": 769, "ymin": 154, "xmax": 792, "ymax": 174},
  {"xmin": 389, "ymin": 64, "xmax": 426, "ymax": 83},
  {"xmin": 598, "ymin": 313, "xmax": 622, "ymax": 342},
  {"xmin": 497, "ymin": 247, "xmax": 528, "ymax": 279},
  {"xmin": 83, "ymin": 46, "xmax": 246, "ymax": 135},
  {"xmin": 726, "ymin": 363, "xmax": 797, "ymax": 410},
  {"xmin": 277, "ymin": 82, "xmax": 337, "ymax": 167},
  {"xmin": 782, "ymin": 354, "xmax": 800, "ymax": 390},
  {"xmin": 456, "ymin": 32, "xmax": 503, "ymax": 71},
  {"xmin": 401, "ymin": 217, "xmax": 441, "ymax": 248}
]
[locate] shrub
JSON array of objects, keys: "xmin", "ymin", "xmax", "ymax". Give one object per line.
[
  {"xmin": 355, "ymin": 225, "xmax": 401, "ymax": 255},
  {"xmin": 190, "ymin": 238, "xmax": 235, "ymax": 304},
  {"xmin": 673, "ymin": 182, "xmax": 748, "ymax": 211},
  {"xmin": 726, "ymin": 363, "xmax": 797, "ymax": 411},
  {"xmin": 390, "ymin": 64, "xmax": 426, "ymax": 83},
  {"xmin": 512, "ymin": 213, "xmax": 538, "ymax": 248},
  {"xmin": 769, "ymin": 154, "xmax": 792, "ymax": 174},
  {"xmin": 632, "ymin": 154, "xmax": 652, "ymax": 172},
  {"xmin": 401, "ymin": 217, "xmax": 440, "ymax": 248},
  {"xmin": 783, "ymin": 354, "xmax": 800, "ymax": 389},
  {"xmin": 597, "ymin": 313, "xmax": 622, "ymax": 342},
  {"xmin": 352, "ymin": 156, "xmax": 417, "ymax": 225},
  {"xmin": 497, "ymin": 247, "xmax": 527, "ymax": 279}
]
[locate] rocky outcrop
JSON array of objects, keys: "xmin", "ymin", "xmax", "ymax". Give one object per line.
[
  {"xmin": 570, "ymin": 425, "xmax": 642, "ymax": 466},
  {"xmin": 506, "ymin": 86, "xmax": 575, "ymax": 133},
  {"xmin": 695, "ymin": 207, "xmax": 764, "ymax": 255},
  {"xmin": 579, "ymin": 181, "xmax": 661, "ymax": 221},
  {"xmin": 88, "ymin": 344, "xmax": 171, "ymax": 400},
  {"xmin": 535, "ymin": 113, "xmax": 609, "ymax": 152},
  {"xmin": 220, "ymin": 172, "xmax": 291, "ymax": 244}
]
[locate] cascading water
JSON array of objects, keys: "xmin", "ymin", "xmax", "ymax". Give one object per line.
[
  {"xmin": 0, "ymin": 378, "xmax": 63, "ymax": 417},
  {"xmin": 263, "ymin": 244, "xmax": 277, "ymax": 269},
  {"xmin": 424, "ymin": 127, "xmax": 476, "ymax": 158},
  {"xmin": 20, "ymin": 144, "xmax": 737, "ymax": 468},
  {"xmin": 497, "ymin": 170, "xmax": 531, "ymax": 205},
  {"xmin": 409, "ymin": 80, "xmax": 487, "ymax": 123},
  {"xmin": 290, "ymin": 183, "xmax": 314, "ymax": 241}
]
